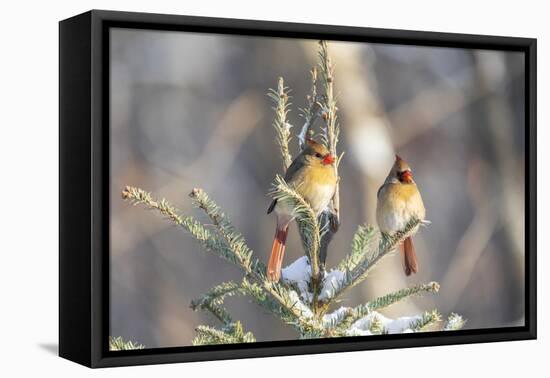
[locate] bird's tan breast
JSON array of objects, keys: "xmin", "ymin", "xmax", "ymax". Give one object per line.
[
  {"xmin": 288, "ymin": 164, "xmax": 337, "ymax": 215},
  {"xmin": 376, "ymin": 183, "xmax": 425, "ymax": 233}
]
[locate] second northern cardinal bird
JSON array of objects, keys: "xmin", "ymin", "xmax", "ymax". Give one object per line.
[
  {"xmin": 266, "ymin": 139, "xmax": 337, "ymax": 282},
  {"xmin": 376, "ymin": 155, "xmax": 426, "ymax": 276}
]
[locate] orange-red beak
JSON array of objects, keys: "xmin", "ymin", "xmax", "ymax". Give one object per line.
[
  {"xmin": 400, "ymin": 170, "xmax": 413, "ymax": 183},
  {"xmin": 322, "ymin": 154, "xmax": 335, "ymax": 165}
]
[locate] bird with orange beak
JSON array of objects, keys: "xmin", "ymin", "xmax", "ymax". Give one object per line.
[
  {"xmin": 266, "ymin": 139, "xmax": 337, "ymax": 282},
  {"xmin": 376, "ymin": 155, "xmax": 426, "ymax": 276}
]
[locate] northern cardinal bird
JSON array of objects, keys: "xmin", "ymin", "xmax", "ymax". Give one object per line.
[
  {"xmin": 266, "ymin": 139, "xmax": 337, "ymax": 282},
  {"xmin": 376, "ymin": 155, "xmax": 426, "ymax": 276}
]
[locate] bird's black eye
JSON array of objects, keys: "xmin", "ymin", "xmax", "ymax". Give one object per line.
[{"xmin": 315, "ymin": 153, "xmax": 322, "ymax": 158}]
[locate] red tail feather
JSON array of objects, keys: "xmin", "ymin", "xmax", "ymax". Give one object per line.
[
  {"xmin": 267, "ymin": 226, "xmax": 289, "ymax": 282},
  {"xmin": 401, "ymin": 236, "xmax": 419, "ymax": 276}
]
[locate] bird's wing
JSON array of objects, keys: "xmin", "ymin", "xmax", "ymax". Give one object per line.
[
  {"xmin": 268, "ymin": 157, "xmax": 304, "ymax": 214},
  {"xmin": 267, "ymin": 156, "xmax": 310, "ymax": 214},
  {"xmin": 376, "ymin": 184, "xmax": 385, "ymax": 199},
  {"xmin": 283, "ymin": 157, "xmax": 304, "ymax": 182},
  {"xmin": 267, "ymin": 199, "xmax": 277, "ymax": 214}
]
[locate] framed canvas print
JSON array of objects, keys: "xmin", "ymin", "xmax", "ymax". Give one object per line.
[{"xmin": 59, "ymin": 10, "xmax": 536, "ymax": 368}]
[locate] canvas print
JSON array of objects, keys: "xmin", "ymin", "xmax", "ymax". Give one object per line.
[{"xmin": 109, "ymin": 28, "xmax": 525, "ymax": 350}]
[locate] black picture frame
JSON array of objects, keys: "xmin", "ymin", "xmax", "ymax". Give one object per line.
[{"xmin": 59, "ymin": 9, "xmax": 537, "ymax": 368}]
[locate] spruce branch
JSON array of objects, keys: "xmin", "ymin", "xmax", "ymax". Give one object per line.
[
  {"xmin": 326, "ymin": 218, "xmax": 423, "ymax": 304},
  {"xmin": 408, "ymin": 310, "xmax": 442, "ymax": 332},
  {"xmin": 333, "ymin": 282, "xmax": 440, "ymax": 332},
  {"xmin": 189, "ymin": 188, "xmax": 264, "ymax": 278},
  {"xmin": 318, "ymin": 40, "xmax": 341, "ymax": 225},
  {"xmin": 443, "ymin": 313, "xmax": 467, "ymax": 331},
  {"xmin": 337, "ymin": 224, "xmax": 377, "ymax": 272},
  {"xmin": 188, "ymin": 187, "xmax": 320, "ymax": 327},
  {"xmin": 122, "ymin": 186, "xmax": 254, "ymax": 271},
  {"xmin": 368, "ymin": 281, "xmax": 440, "ymax": 312},
  {"xmin": 190, "ymin": 281, "xmax": 243, "ymax": 325},
  {"xmin": 109, "ymin": 336, "xmax": 144, "ymax": 351},
  {"xmin": 298, "ymin": 66, "xmax": 320, "ymax": 149},
  {"xmin": 191, "ymin": 277, "xmax": 323, "ymax": 336},
  {"xmin": 123, "ymin": 186, "xmax": 325, "ymax": 336},
  {"xmin": 341, "ymin": 309, "xmax": 441, "ymax": 336},
  {"xmin": 240, "ymin": 278, "xmax": 297, "ymax": 325},
  {"xmin": 312, "ymin": 40, "xmax": 342, "ymax": 286},
  {"xmin": 241, "ymin": 278, "xmax": 324, "ymax": 335},
  {"xmin": 268, "ymin": 77, "xmax": 293, "ymax": 170},
  {"xmin": 368, "ymin": 314, "xmax": 386, "ymax": 334},
  {"xmin": 192, "ymin": 321, "xmax": 256, "ymax": 346}
]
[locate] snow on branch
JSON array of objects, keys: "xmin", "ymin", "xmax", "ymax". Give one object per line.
[
  {"xmin": 282, "ymin": 256, "xmax": 312, "ymax": 303},
  {"xmin": 345, "ymin": 310, "xmax": 442, "ymax": 336},
  {"xmin": 330, "ymin": 282, "xmax": 441, "ymax": 332}
]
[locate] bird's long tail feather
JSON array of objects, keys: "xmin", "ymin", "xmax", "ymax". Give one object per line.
[
  {"xmin": 401, "ymin": 236, "xmax": 419, "ymax": 276},
  {"xmin": 267, "ymin": 225, "xmax": 289, "ymax": 282}
]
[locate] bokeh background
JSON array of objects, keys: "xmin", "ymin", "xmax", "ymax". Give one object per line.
[{"xmin": 109, "ymin": 28, "xmax": 525, "ymax": 348}]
